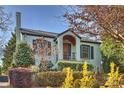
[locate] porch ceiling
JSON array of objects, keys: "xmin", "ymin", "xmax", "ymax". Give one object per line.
[{"xmin": 63, "ymin": 35, "xmax": 76, "ymax": 45}]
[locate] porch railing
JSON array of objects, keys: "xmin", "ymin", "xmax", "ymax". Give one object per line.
[{"xmin": 63, "ymin": 52, "xmax": 76, "ymax": 60}]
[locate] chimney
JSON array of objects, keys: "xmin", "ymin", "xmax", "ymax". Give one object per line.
[
  {"xmin": 16, "ymin": 12, "xmax": 21, "ymax": 28},
  {"xmin": 16, "ymin": 12, "xmax": 21, "ymax": 46}
]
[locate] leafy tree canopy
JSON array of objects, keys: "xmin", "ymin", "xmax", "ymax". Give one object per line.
[{"xmin": 100, "ymin": 36, "xmax": 124, "ymax": 73}]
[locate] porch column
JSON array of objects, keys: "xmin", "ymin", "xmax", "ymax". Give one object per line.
[
  {"xmin": 57, "ymin": 37, "xmax": 63, "ymax": 60},
  {"xmin": 76, "ymin": 37, "xmax": 80, "ymax": 61}
]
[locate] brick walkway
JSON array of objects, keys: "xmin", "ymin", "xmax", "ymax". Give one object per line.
[{"xmin": 0, "ymin": 82, "xmax": 10, "ymax": 88}]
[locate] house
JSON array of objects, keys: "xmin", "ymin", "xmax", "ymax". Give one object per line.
[{"xmin": 15, "ymin": 12, "xmax": 102, "ymax": 71}]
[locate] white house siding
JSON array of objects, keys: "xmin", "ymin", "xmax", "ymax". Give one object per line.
[
  {"xmin": 57, "ymin": 36, "xmax": 63, "ymax": 60},
  {"xmin": 80, "ymin": 42, "xmax": 102, "ymax": 71},
  {"xmin": 21, "ymin": 33, "xmax": 56, "ymax": 66},
  {"xmin": 76, "ymin": 37, "xmax": 80, "ymax": 61}
]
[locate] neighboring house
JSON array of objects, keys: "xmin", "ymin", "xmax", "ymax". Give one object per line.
[{"xmin": 15, "ymin": 12, "xmax": 102, "ymax": 71}]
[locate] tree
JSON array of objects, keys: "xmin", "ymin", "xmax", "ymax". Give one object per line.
[
  {"xmin": 0, "ymin": 6, "xmax": 12, "ymax": 31},
  {"xmin": 33, "ymin": 37, "xmax": 57, "ymax": 71},
  {"xmin": 64, "ymin": 5, "xmax": 124, "ymax": 73},
  {"xmin": 2, "ymin": 32, "xmax": 16, "ymax": 71},
  {"xmin": 64, "ymin": 6, "xmax": 124, "ymax": 44},
  {"xmin": 0, "ymin": 6, "xmax": 12, "ymax": 58},
  {"xmin": 0, "ymin": 66, "xmax": 2, "ymax": 75},
  {"xmin": 101, "ymin": 35, "xmax": 124, "ymax": 73},
  {"xmin": 15, "ymin": 43, "xmax": 34, "ymax": 67}
]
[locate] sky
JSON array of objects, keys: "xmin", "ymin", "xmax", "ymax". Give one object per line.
[{"xmin": 4, "ymin": 5, "xmax": 68, "ymax": 33}]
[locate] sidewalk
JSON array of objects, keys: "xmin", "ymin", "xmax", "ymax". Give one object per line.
[{"xmin": 0, "ymin": 82, "xmax": 10, "ymax": 88}]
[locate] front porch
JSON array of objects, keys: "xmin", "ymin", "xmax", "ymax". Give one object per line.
[
  {"xmin": 57, "ymin": 30, "xmax": 81, "ymax": 61},
  {"xmin": 63, "ymin": 35, "xmax": 76, "ymax": 60}
]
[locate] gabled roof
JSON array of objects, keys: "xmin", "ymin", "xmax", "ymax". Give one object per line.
[
  {"xmin": 57, "ymin": 28, "xmax": 81, "ymax": 39},
  {"xmin": 20, "ymin": 28, "xmax": 58, "ymax": 38}
]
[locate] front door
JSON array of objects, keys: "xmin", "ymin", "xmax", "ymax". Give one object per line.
[{"xmin": 63, "ymin": 43, "xmax": 71, "ymax": 60}]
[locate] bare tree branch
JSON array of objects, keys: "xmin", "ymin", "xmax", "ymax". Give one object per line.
[
  {"xmin": 64, "ymin": 6, "xmax": 124, "ymax": 44},
  {"xmin": 33, "ymin": 37, "xmax": 58, "ymax": 71},
  {"xmin": 0, "ymin": 6, "xmax": 12, "ymax": 59}
]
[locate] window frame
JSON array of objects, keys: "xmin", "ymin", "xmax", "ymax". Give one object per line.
[
  {"xmin": 80, "ymin": 45, "xmax": 90, "ymax": 59},
  {"xmin": 80, "ymin": 44, "xmax": 94, "ymax": 60}
]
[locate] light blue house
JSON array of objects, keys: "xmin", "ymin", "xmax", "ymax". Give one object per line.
[{"xmin": 15, "ymin": 12, "xmax": 102, "ymax": 71}]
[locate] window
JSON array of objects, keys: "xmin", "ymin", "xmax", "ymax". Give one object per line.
[
  {"xmin": 80, "ymin": 45, "xmax": 94, "ymax": 59},
  {"xmin": 33, "ymin": 40, "xmax": 37, "ymax": 53},
  {"xmin": 48, "ymin": 41, "xmax": 51, "ymax": 48},
  {"xmin": 47, "ymin": 41, "xmax": 51, "ymax": 56},
  {"xmin": 80, "ymin": 45, "xmax": 90, "ymax": 59}
]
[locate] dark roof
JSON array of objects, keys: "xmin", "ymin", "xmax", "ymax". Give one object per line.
[
  {"xmin": 80, "ymin": 37, "xmax": 101, "ymax": 44},
  {"xmin": 81, "ymin": 40, "xmax": 101, "ymax": 44},
  {"xmin": 20, "ymin": 28, "xmax": 58, "ymax": 38},
  {"xmin": 19, "ymin": 28, "xmax": 101, "ymax": 44}
]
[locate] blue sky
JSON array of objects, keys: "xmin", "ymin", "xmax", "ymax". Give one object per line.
[{"xmin": 4, "ymin": 5, "xmax": 69, "ymax": 33}]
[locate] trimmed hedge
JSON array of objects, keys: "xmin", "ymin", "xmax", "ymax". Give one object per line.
[
  {"xmin": 35, "ymin": 71, "xmax": 82, "ymax": 87},
  {"xmin": 9, "ymin": 67, "xmax": 33, "ymax": 88},
  {"xmin": 58, "ymin": 61, "xmax": 93, "ymax": 71}
]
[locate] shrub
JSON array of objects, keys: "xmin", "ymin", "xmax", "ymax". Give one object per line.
[
  {"xmin": 15, "ymin": 43, "xmax": 34, "ymax": 67},
  {"xmin": 94, "ymin": 73, "xmax": 106, "ymax": 86},
  {"xmin": 105, "ymin": 62, "xmax": 123, "ymax": 88},
  {"xmin": 39, "ymin": 61, "xmax": 53, "ymax": 72},
  {"xmin": 80, "ymin": 62, "xmax": 98, "ymax": 88},
  {"xmin": 62, "ymin": 67, "xmax": 74, "ymax": 88},
  {"xmin": 30, "ymin": 65, "xmax": 39, "ymax": 73},
  {"xmin": 35, "ymin": 71, "xmax": 82, "ymax": 87},
  {"xmin": 9, "ymin": 67, "xmax": 33, "ymax": 88},
  {"xmin": 0, "ymin": 66, "xmax": 2, "ymax": 75},
  {"xmin": 61, "ymin": 62, "xmax": 98, "ymax": 88},
  {"xmin": 58, "ymin": 61, "xmax": 93, "ymax": 71},
  {"xmin": 73, "ymin": 79, "xmax": 81, "ymax": 88}
]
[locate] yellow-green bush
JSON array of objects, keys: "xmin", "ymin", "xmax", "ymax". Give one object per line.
[
  {"xmin": 105, "ymin": 62, "xmax": 123, "ymax": 88},
  {"xmin": 62, "ymin": 62, "xmax": 98, "ymax": 88},
  {"xmin": 80, "ymin": 62, "xmax": 98, "ymax": 88},
  {"xmin": 62, "ymin": 67, "xmax": 74, "ymax": 88}
]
